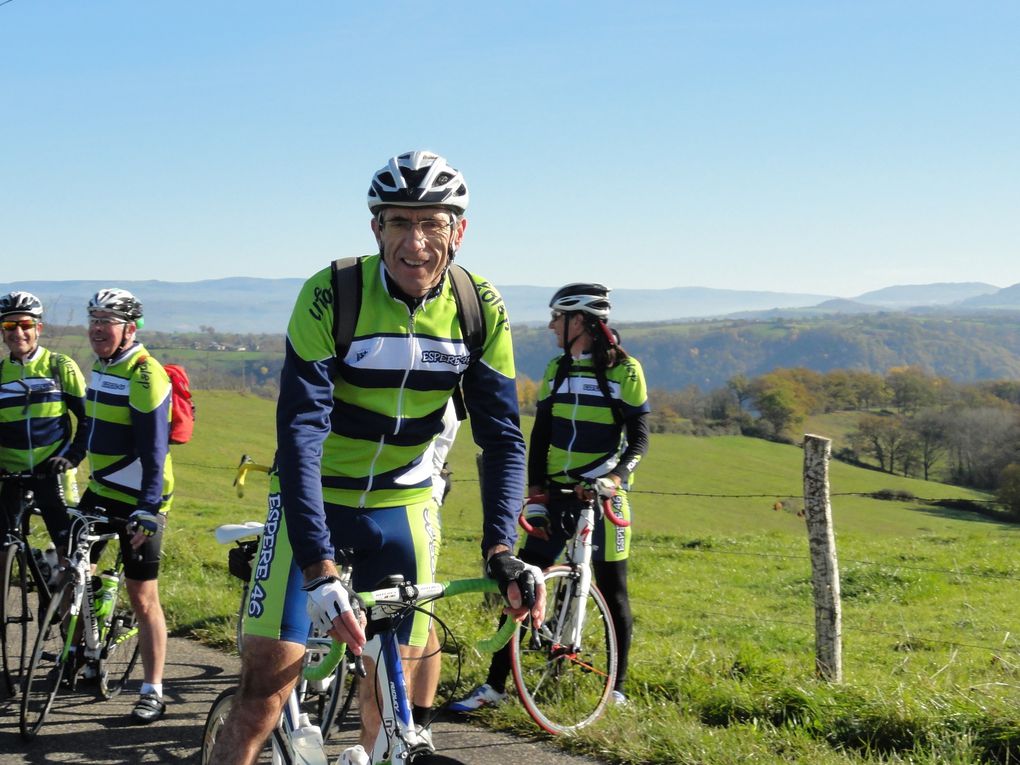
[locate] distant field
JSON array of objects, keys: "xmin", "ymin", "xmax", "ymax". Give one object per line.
[{"xmin": 151, "ymin": 391, "xmax": 1018, "ymax": 764}]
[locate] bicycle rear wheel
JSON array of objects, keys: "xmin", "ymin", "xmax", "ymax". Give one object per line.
[
  {"xmin": 98, "ymin": 571, "xmax": 141, "ymax": 699},
  {"xmin": 2, "ymin": 543, "xmax": 31, "ymax": 696},
  {"xmin": 202, "ymin": 687, "xmax": 290, "ymax": 765},
  {"xmin": 20, "ymin": 578, "xmax": 72, "ymax": 740},
  {"xmin": 509, "ymin": 565, "xmax": 618, "ymax": 734}
]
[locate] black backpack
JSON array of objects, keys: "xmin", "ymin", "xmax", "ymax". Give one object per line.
[{"xmin": 330, "ymin": 257, "xmax": 485, "ymax": 419}]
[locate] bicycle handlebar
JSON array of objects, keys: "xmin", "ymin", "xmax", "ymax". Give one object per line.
[
  {"xmin": 233, "ymin": 454, "xmax": 271, "ymax": 499},
  {"xmin": 304, "ymin": 577, "xmax": 517, "ymax": 683},
  {"xmin": 518, "ymin": 486, "xmax": 630, "ymax": 536}
]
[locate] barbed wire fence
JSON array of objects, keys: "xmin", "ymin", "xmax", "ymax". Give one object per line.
[{"xmin": 171, "ymin": 439, "xmax": 1018, "ymax": 673}]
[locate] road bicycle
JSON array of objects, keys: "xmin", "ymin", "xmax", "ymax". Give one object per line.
[
  {"xmin": 202, "ymin": 575, "xmax": 516, "ymax": 765},
  {"xmin": 1, "ymin": 470, "xmax": 58, "ymax": 697},
  {"xmin": 19, "ymin": 506, "xmax": 142, "ymax": 739},
  {"xmin": 510, "ymin": 484, "xmax": 629, "ymax": 734}
]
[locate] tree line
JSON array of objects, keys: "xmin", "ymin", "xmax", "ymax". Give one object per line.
[{"xmin": 520, "ymin": 365, "xmax": 1020, "ymax": 511}]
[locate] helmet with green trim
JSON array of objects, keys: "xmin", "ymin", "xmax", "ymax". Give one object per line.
[{"xmin": 87, "ymin": 288, "xmax": 144, "ymax": 322}]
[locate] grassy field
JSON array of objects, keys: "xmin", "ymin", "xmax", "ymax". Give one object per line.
[{"xmin": 150, "ymin": 391, "xmax": 1019, "ymax": 764}]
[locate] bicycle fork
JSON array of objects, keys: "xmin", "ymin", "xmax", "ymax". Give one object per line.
[
  {"xmin": 368, "ymin": 631, "xmax": 421, "ymax": 765},
  {"xmin": 551, "ymin": 503, "xmax": 597, "ymax": 654}
]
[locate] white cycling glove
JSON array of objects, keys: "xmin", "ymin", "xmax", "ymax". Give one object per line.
[
  {"xmin": 594, "ymin": 476, "xmax": 618, "ymax": 500},
  {"xmin": 303, "ymin": 576, "xmax": 355, "ymax": 633}
]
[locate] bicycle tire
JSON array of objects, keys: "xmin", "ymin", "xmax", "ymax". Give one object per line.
[
  {"xmin": 202, "ymin": 686, "xmax": 291, "ymax": 765},
  {"xmin": 20, "ymin": 577, "xmax": 72, "ymax": 740},
  {"xmin": 509, "ymin": 565, "xmax": 618, "ymax": 734},
  {"xmin": 1, "ymin": 543, "xmax": 30, "ymax": 696},
  {"xmin": 98, "ymin": 570, "xmax": 141, "ymax": 699}
]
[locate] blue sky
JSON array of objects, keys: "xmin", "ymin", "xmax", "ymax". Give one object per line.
[{"xmin": 3, "ymin": 1, "xmax": 1018, "ymax": 297}]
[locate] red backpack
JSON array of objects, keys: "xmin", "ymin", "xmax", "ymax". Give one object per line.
[
  {"xmin": 163, "ymin": 364, "xmax": 196, "ymax": 445},
  {"xmin": 133, "ymin": 357, "xmax": 196, "ymax": 444}
]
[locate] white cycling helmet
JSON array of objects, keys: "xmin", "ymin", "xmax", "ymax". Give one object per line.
[
  {"xmin": 87, "ymin": 288, "xmax": 144, "ymax": 322},
  {"xmin": 550, "ymin": 283, "xmax": 612, "ymax": 320},
  {"xmin": 367, "ymin": 151, "xmax": 469, "ymax": 215},
  {"xmin": 0, "ymin": 291, "xmax": 44, "ymax": 319}
]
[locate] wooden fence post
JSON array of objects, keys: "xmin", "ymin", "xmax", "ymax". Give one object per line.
[{"xmin": 803, "ymin": 434, "xmax": 843, "ymax": 682}]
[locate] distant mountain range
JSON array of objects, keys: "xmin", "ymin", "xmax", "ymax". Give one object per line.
[{"xmin": 2, "ymin": 278, "xmax": 1016, "ymax": 333}]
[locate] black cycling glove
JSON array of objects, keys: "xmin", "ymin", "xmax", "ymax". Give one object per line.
[
  {"xmin": 485, "ymin": 551, "xmax": 537, "ymax": 608},
  {"xmin": 43, "ymin": 456, "xmax": 75, "ymax": 476}
]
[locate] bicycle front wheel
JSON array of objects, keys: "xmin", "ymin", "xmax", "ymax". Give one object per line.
[
  {"xmin": 203, "ymin": 687, "xmax": 290, "ymax": 765},
  {"xmin": 510, "ymin": 565, "xmax": 618, "ymax": 734},
  {"xmin": 1, "ymin": 543, "xmax": 31, "ymax": 695},
  {"xmin": 98, "ymin": 571, "xmax": 141, "ymax": 699},
  {"xmin": 20, "ymin": 578, "xmax": 72, "ymax": 740}
]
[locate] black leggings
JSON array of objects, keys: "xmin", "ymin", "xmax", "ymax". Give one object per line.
[{"xmin": 486, "ymin": 556, "xmax": 633, "ymax": 694}]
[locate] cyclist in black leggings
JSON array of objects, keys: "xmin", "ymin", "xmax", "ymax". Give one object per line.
[{"xmin": 452, "ymin": 282, "xmax": 650, "ymax": 709}]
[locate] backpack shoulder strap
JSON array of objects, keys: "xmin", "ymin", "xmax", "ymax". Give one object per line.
[
  {"xmin": 447, "ymin": 264, "xmax": 486, "ymax": 421},
  {"xmin": 594, "ymin": 364, "xmax": 625, "ymax": 426},
  {"xmin": 447, "ymin": 264, "xmax": 486, "ymax": 360},
  {"xmin": 49, "ymin": 352, "xmax": 63, "ymax": 395},
  {"xmin": 331, "ymin": 257, "xmax": 363, "ymax": 361}
]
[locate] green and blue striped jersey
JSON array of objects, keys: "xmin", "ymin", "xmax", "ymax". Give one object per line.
[
  {"xmin": 533, "ymin": 353, "xmax": 650, "ymax": 486},
  {"xmin": 0, "ymin": 347, "xmax": 87, "ymax": 472},
  {"xmin": 277, "ymin": 255, "xmax": 526, "ymax": 570},
  {"xmin": 83, "ymin": 343, "xmax": 174, "ymax": 514}
]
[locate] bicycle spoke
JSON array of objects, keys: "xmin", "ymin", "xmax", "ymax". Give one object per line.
[
  {"xmin": 510, "ymin": 566, "xmax": 617, "ymax": 734},
  {"xmin": 99, "ymin": 567, "xmax": 141, "ymax": 699}
]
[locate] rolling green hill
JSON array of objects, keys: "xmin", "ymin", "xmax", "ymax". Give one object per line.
[{"xmin": 72, "ymin": 391, "xmax": 1019, "ymax": 764}]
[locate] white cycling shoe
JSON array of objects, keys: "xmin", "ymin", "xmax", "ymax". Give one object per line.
[
  {"xmin": 410, "ymin": 724, "xmax": 435, "ymax": 755},
  {"xmin": 448, "ymin": 683, "xmax": 507, "ymax": 712},
  {"xmin": 338, "ymin": 744, "xmax": 369, "ymax": 765}
]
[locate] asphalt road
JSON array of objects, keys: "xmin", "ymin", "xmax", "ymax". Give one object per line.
[{"xmin": 0, "ymin": 636, "xmax": 605, "ymax": 765}]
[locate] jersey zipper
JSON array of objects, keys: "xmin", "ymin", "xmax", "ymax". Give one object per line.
[
  {"xmin": 358, "ymin": 303, "xmax": 421, "ymax": 507},
  {"xmin": 563, "ymin": 359, "xmax": 581, "ymax": 475},
  {"xmin": 19, "ymin": 364, "xmax": 35, "ymax": 470}
]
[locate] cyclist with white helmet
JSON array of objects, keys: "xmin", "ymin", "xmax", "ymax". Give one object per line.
[
  {"xmin": 212, "ymin": 151, "xmax": 544, "ymax": 765},
  {"xmin": 452, "ymin": 283, "xmax": 649, "ymax": 711},
  {"xmin": 0, "ymin": 291, "xmax": 88, "ymax": 555},
  {"xmin": 77, "ymin": 288, "xmax": 175, "ymax": 724}
]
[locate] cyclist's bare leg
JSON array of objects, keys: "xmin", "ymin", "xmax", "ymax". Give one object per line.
[
  {"xmin": 127, "ymin": 577, "xmax": 166, "ymax": 684},
  {"xmin": 411, "ymin": 626, "xmax": 440, "ymax": 708},
  {"xmin": 359, "ymin": 642, "xmax": 428, "ymax": 751},
  {"xmin": 209, "ymin": 635, "xmax": 304, "ymax": 765}
]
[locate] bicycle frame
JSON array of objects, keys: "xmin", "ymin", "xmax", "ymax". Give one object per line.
[
  {"xmin": 59, "ymin": 509, "xmax": 123, "ymax": 665},
  {"xmin": 521, "ymin": 489, "xmax": 629, "ymax": 655},
  {"xmin": 512, "ymin": 485, "xmax": 628, "ymax": 734},
  {"xmin": 204, "ymin": 576, "xmax": 514, "ymax": 765},
  {"xmin": 356, "ymin": 579, "xmax": 515, "ymax": 765}
]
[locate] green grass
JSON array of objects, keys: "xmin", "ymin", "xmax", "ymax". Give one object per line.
[{"xmin": 154, "ymin": 391, "xmax": 1020, "ymax": 764}]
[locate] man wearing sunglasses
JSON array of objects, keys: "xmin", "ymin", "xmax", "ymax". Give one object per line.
[{"xmin": 0, "ymin": 291, "xmax": 88, "ymax": 558}]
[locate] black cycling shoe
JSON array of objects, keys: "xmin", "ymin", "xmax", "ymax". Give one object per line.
[{"xmin": 131, "ymin": 692, "xmax": 166, "ymax": 724}]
